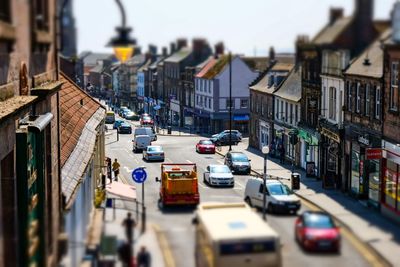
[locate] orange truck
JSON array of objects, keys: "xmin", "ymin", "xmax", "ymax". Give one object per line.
[{"xmin": 156, "ymin": 163, "xmax": 200, "ymax": 207}]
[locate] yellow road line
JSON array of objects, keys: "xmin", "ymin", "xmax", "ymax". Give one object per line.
[
  {"xmin": 152, "ymin": 224, "xmax": 176, "ymax": 267},
  {"xmin": 300, "ymin": 198, "xmax": 389, "ymax": 267}
]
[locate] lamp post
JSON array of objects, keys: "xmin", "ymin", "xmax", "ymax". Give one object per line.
[
  {"xmin": 262, "ymin": 146, "xmax": 270, "ymax": 221},
  {"xmin": 229, "ymin": 52, "xmax": 232, "ymax": 151}
]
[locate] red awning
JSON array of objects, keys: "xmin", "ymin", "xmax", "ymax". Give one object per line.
[{"xmin": 106, "ymin": 182, "xmax": 137, "ymax": 201}]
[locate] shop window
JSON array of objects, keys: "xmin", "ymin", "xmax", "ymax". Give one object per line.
[
  {"xmin": 368, "ymin": 160, "xmax": 380, "ymax": 205},
  {"xmin": 0, "ymin": 0, "xmax": 10, "ymax": 22},
  {"xmin": 351, "ymin": 150, "xmax": 360, "ymax": 194},
  {"xmin": 390, "ymin": 61, "xmax": 399, "ymax": 111},
  {"xmin": 384, "ymin": 160, "xmax": 398, "ymax": 209},
  {"xmin": 329, "ymin": 87, "xmax": 337, "ymax": 120},
  {"xmin": 241, "ymin": 99, "xmax": 248, "ymax": 109},
  {"xmin": 226, "ymin": 99, "xmax": 233, "ymax": 109}
]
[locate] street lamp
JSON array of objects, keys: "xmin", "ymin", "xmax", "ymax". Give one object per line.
[
  {"xmin": 107, "ymin": 0, "xmax": 137, "ymax": 63},
  {"xmin": 262, "ymin": 146, "xmax": 270, "ymax": 221},
  {"xmin": 229, "ymin": 52, "xmax": 232, "ymax": 151}
]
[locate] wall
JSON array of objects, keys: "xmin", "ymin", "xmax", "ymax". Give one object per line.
[{"xmin": 321, "ymin": 75, "xmax": 344, "ymax": 125}]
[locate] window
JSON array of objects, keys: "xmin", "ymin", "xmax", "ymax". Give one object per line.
[
  {"xmin": 285, "ymin": 102, "xmax": 288, "ymax": 122},
  {"xmin": 280, "ymin": 100, "xmax": 284, "ymax": 120},
  {"xmin": 390, "ymin": 61, "xmax": 399, "ymax": 111},
  {"xmin": 226, "ymin": 99, "xmax": 233, "ymax": 109},
  {"xmin": 375, "ymin": 86, "xmax": 381, "ymax": 119},
  {"xmin": 240, "ymin": 99, "xmax": 248, "ymax": 108},
  {"xmin": 0, "ymin": 0, "xmax": 11, "ymax": 22},
  {"xmin": 329, "ymin": 87, "xmax": 337, "ymax": 120},
  {"xmin": 290, "ymin": 104, "xmax": 293, "ymax": 124},
  {"xmin": 210, "ymin": 81, "xmax": 213, "ymax": 93},
  {"xmin": 356, "ymin": 82, "xmax": 361, "ymax": 113},
  {"xmin": 208, "ymin": 98, "xmax": 211, "ymax": 109},
  {"xmin": 33, "ymin": 0, "xmax": 49, "ymax": 30},
  {"xmin": 347, "ymin": 81, "xmax": 352, "ymax": 112},
  {"xmin": 276, "ymin": 100, "xmax": 280, "ymax": 119},
  {"xmin": 365, "ymin": 83, "xmax": 370, "ymax": 117}
]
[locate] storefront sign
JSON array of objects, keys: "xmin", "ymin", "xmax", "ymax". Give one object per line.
[
  {"xmin": 320, "ymin": 128, "xmax": 340, "ymax": 143},
  {"xmin": 366, "ymin": 148, "xmax": 382, "ymax": 160},
  {"xmin": 358, "ymin": 135, "xmax": 370, "ymax": 146}
]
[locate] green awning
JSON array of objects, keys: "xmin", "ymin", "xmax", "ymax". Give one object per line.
[{"xmin": 298, "ymin": 129, "xmax": 319, "ymax": 145}]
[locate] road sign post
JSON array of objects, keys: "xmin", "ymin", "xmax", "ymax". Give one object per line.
[{"xmin": 132, "ymin": 167, "xmax": 147, "ymax": 233}]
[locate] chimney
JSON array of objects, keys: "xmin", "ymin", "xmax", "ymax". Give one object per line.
[
  {"xmin": 148, "ymin": 44, "xmax": 157, "ymax": 56},
  {"xmin": 145, "ymin": 52, "xmax": 152, "ymax": 62},
  {"xmin": 176, "ymin": 38, "xmax": 188, "ymax": 50},
  {"xmin": 162, "ymin": 47, "xmax": 168, "ymax": 57},
  {"xmin": 392, "ymin": 1, "xmax": 400, "ymax": 43},
  {"xmin": 193, "ymin": 38, "xmax": 210, "ymax": 61},
  {"xmin": 215, "ymin": 42, "xmax": 225, "ymax": 56},
  {"xmin": 329, "ymin": 8, "xmax": 344, "ymax": 25},
  {"xmin": 269, "ymin": 46, "xmax": 276, "ymax": 65},
  {"xmin": 170, "ymin": 42, "xmax": 176, "ymax": 54},
  {"xmin": 354, "ymin": 0, "xmax": 373, "ymax": 23},
  {"xmin": 295, "ymin": 35, "xmax": 310, "ymax": 64},
  {"xmin": 134, "ymin": 46, "xmax": 142, "ymax": 55}
]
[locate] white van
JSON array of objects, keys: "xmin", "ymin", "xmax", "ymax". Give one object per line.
[
  {"xmin": 244, "ymin": 178, "xmax": 301, "ymax": 214},
  {"xmin": 132, "ymin": 135, "xmax": 151, "ymax": 153},
  {"xmin": 134, "ymin": 127, "xmax": 157, "ymax": 141},
  {"xmin": 193, "ymin": 202, "xmax": 282, "ymax": 267}
]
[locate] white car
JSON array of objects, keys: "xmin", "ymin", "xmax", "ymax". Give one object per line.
[
  {"xmin": 143, "ymin": 145, "xmax": 164, "ymax": 161},
  {"xmin": 132, "ymin": 135, "xmax": 151, "ymax": 153},
  {"xmin": 244, "ymin": 178, "xmax": 301, "ymax": 214},
  {"xmin": 203, "ymin": 164, "xmax": 234, "ymax": 187}
]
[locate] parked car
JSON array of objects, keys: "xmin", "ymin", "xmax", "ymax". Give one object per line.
[
  {"xmin": 113, "ymin": 119, "xmax": 124, "ymax": 129},
  {"xmin": 244, "ymin": 178, "xmax": 301, "ymax": 214},
  {"xmin": 134, "ymin": 127, "xmax": 157, "ymax": 141},
  {"xmin": 132, "ymin": 135, "xmax": 151, "ymax": 153},
  {"xmin": 125, "ymin": 111, "xmax": 140, "ymax": 121},
  {"xmin": 122, "ymin": 109, "xmax": 131, "ymax": 118},
  {"xmin": 118, "ymin": 123, "xmax": 132, "ymax": 134},
  {"xmin": 143, "ymin": 145, "xmax": 165, "ymax": 161},
  {"xmin": 118, "ymin": 106, "xmax": 128, "ymax": 116},
  {"xmin": 210, "ymin": 132, "xmax": 241, "ymax": 146},
  {"xmin": 295, "ymin": 211, "xmax": 341, "ymax": 253},
  {"xmin": 212, "ymin": 130, "xmax": 242, "ymax": 140},
  {"xmin": 196, "ymin": 140, "xmax": 215, "ymax": 154},
  {"xmin": 140, "ymin": 115, "xmax": 154, "ymax": 126},
  {"xmin": 224, "ymin": 151, "xmax": 251, "ymax": 174},
  {"xmin": 203, "ymin": 164, "xmax": 234, "ymax": 187}
]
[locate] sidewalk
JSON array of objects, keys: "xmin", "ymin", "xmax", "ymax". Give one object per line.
[
  {"xmin": 217, "ymin": 139, "xmax": 400, "ymax": 267},
  {"xmin": 156, "ymin": 125, "xmax": 210, "ymax": 137}
]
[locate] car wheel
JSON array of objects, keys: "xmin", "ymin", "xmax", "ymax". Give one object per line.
[
  {"xmin": 203, "ymin": 174, "xmax": 207, "ymax": 184},
  {"xmin": 267, "ymin": 203, "xmax": 274, "ymax": 213},
  {"xmin": 245, "ymin": 197, "xmax": 252, "ymax": 207}
]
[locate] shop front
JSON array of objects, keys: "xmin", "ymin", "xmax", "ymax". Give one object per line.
[
  {"xmin": 320, "ymin": 127, "xmax": 342, "ymax": 189},
  {"xmin": 381, "ymin": 140, "xmax": 400, "ymax": 224},
  {"xmin": 233, "ymin": 114, "xmax": 250, "ymax": 134},
  {"xmin": 259, "ymin": 120, "xmax": 271, "ymax": 150},
  {"xmin": 298, "ymin": 128, "xmax": 319, "ymax": 177}
]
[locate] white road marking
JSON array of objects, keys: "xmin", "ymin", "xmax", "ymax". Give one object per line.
[
  {"xmin": 123, "ymin": 166, "xmax": 133, "ymax": 173},
  {"xmin": 128, "ymin": 154, "xmax": 134, "ymax": 158},
  {"xmin": 186, "ymin": 160, "xmax": 193, "ymax": 163},
  {"xmin": 198, "ymin": 182, "xmax": 207, "ymax": 189},
  {"xmin": 217, "ymin": 160, "xmax": 224, "ymax": 164},
  {"xmin": 165, "ymin": 158, "xmax": 172, "ymax": 163},
  {"xmin": 235, "ymin": 180, "xmax": 245, "ymax": 188}
]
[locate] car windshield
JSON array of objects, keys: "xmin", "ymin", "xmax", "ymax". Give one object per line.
[
  {"xmin": 231, "ymin": 153, "xmax": 248, "ymax": 162},
  {"xmin": 200, "ymin": 140, "xmax": 213, "ymax": 145},
  {"xmin": 143, "ymin": 116, "xmax": 151, "ymax": 121},
  {"xmin": 148, "ymin": 146, "xmax": 162, "ymax": 152},
  {"xmin": 211, "ymin": 166, "xmax": 231, "ymax": 173},
  {"xmin": 267, "ymin": 184, "xmax": 292, "ymax": 195},
  {"xmin": 304, "ymin": 214, "xmax": 335, "ymax": 229}
]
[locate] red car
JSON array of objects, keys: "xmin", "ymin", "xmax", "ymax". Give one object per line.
[
  {"xmin": 295, "ymin": 211, "xmax": 341, "ymax": 253},
  {"xmin": 196, "ymin": 140, "xmax": 216, "ymax": 154},
  {"xmin": 140, "ymin": 115, "xmax": 154, "ymax": 126}
]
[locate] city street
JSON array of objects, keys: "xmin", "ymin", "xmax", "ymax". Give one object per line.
[{"xmin": 105, "ymin": 120, "xmax": 370, "ymax": 267}]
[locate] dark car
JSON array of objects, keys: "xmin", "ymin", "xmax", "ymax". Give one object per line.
[
  {"xmin": 295, "ymin": 211, "xmax": 341, "ymax": 253},
  {"xmin": 224, "ymin": 151, "xmax": 251, "ymax": 174},
  {"xmin": 118, "ymin": 123, "xmax": 132, "ymax": 134},
  {"xmin": 212, "ymin": 130, "xmax": 242, "ymax": 140},
  {"xmin": 210, "ymin": 132, "xmax": 241, "ymax": 146},
  {"xmin": 113, "ymin": 119, "xmax": 124, "ymax": 129}
]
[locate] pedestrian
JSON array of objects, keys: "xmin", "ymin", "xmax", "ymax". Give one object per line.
[
  {"xmin": 137, "ymin": 246, "xmax": 151, "ymax": 267},
  {"xmin": 279, "ymin": 144, "xmax": 285, "ymax": 164},
  {"xmin": 117, "ymin": 241, "xmax": 132, "ymax": 267},
  {"xmin": 122, "ymin": 212, "xmax": 136, "ymax": 244},
  {"xmin": 112, "ymin": 158, "xmax": 120, "ymax": 181}
]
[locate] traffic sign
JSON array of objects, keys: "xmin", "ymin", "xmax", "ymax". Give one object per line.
[{"xmin": 132, "ymin": 167, "xmax": 147, "ymax": 183}]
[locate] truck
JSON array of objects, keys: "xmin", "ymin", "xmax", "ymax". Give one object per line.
[{"xmin": 155, "ymin": 163, "xmax": 200, "ymax": 208}]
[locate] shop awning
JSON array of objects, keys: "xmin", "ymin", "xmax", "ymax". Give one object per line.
[
  {"xmin": 106, "ymin": 182, "xmax": 137, "ymax": 201},
  {"xmin": 153, "ymin": 105, "xmax": 161, "ymax": 110},
  {"xmin": 298, "ymin": 129, "xmax": 319, "ymax": 146},
  {"xmin": 233, "ymin": 115, "xmax": 249, "ymax": 121}
]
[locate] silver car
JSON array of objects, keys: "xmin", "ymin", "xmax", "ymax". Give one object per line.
[
  {"xmin": 143, "ymin": 145, "xmax": 165, "ymax": 161},
  {"xmin": 203, "ymin": 164, "xmax": 234, "ymax": 187}
]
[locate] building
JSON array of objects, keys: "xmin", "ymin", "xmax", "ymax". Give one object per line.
[
  {"xmin": 273, "ymin": 66, "xmax": 302, "ymax": 165},
  {"xmin": 194, "ymin": 55, "xmax": 258, "ymax": 134},
  {"xmin": 125, "ymin": 54, "xmax": 146, "ymax": 111},
  {"xmin": 0, "ymin": 0, "xmax": 64, "ymax": 266},
  {"xmin": 59, "ymin": 74, "xmax": 106, "ymax": 266},
  {"xmin": 59, "ymin": 0, "xmax": 77, "ymax": 58},
  {"xmin": 81, "ymin": 52, "xmax": 114, "ymax": 90}
]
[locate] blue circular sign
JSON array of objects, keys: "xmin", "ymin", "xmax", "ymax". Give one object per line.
[{"xmin": 132, "ymin": 168, "xmax": 147, "ymax": 183}]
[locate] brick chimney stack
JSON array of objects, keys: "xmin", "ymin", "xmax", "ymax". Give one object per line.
[
  {"xmin": 170, "ymin": 42, "xmax": 176, "ymax": 54},
  {"xmin": 215, "ymin": 42, "xmax": 225, "ymax": 56},
  {"xmin": 330, "ymin": 8, "xmax": 344, "ymax": 25},
  {"xmin": 269, "ymin": 46, "xmax": 276, "ymax": 65},
  {"xmin": 162, "ymin": 47, "xmax": 168, "ymax": 57},
  {"xmin": 176, "ymin": 38, "xmax": 188, "ymax": 50}
]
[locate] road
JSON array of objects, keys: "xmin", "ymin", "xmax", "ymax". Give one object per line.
[{"xmin": 105, "ymin": 121, "xmax": 370, "ymax": 267}]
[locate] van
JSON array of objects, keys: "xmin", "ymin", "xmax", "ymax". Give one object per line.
[
  {"xmin": 105, "ymin": 111, "xmax": 115, "ymax": 124},
  {"xmin": 193, "ymin": 202, "xmax": 282, "ymax": 267},
  {"xmin": 244, "ymin": 178, "xmax": 301, "ymax": 214},
  {"xmin": 134, "ymin": 127, "xmax": 157, "ymax": 141},
  {"xmin": 132, "ymin": 135, "xmax": 151, "ymax": 153}
]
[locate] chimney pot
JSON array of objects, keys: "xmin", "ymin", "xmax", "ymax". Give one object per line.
[{"xmin": 329, "ymin": 8, "xmax": 344, "ymax": 25}]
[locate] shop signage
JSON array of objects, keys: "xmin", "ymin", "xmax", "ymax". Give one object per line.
[
  {"xmin": 320, "ymin": 128, "xmax": 340, "ymax": 143},
  {"xmin": 366, "ymin": 148, "xmax": 382, "ymax": 160},
  {"xmin": 358, "ymin": 135, "xmax": 370, "ymax": 146},
  {"xmin": 308, "ymin": 99, "xmax": 318, "ymax": 113}
]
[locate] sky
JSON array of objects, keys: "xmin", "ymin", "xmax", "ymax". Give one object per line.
[{"xmin": 74, "ymin": 0, "xmax": 396, "ymax": 56}]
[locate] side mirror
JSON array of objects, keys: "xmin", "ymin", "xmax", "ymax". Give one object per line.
[
  {"xmin": 192, "ymin": 217, "xmax": 199, "ymax": 225},
  {"xmin": 248, "ymin": 159, "xmax": 252, "ymax": 162},
  {"xmin": 155, "ymin": 177, "xmax": 160, "ymax": 182}
]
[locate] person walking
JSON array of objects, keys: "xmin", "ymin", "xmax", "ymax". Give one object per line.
[
  {"xmin": 137, "ymin": 246, "xmax": 151, "ymax": 267},
  {"xmin": 122, "ymin": 212, "xmax": 136, "ymax": 244},
  {"xmin": 279, "ymin": 144, "xmax": 285, "ymax": 164},
  {"xmin": 117, "ymin": 241, "xmax": 132, "ymax": 267},
  {"xmin": 112, "ymin": 158, "xmax": 120, "ymax": 181}
]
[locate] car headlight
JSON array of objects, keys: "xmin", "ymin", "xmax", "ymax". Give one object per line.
[{"xmin": 305, "ymin": 233, "xmax": 317, "ymax": 240}]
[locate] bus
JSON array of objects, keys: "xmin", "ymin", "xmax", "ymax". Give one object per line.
[
  {"xmin": 105, "ymin": 111, "xmax": 115, "ymax": 124},
  {"xmin": 193, "ymin": 202, "xmax": 282, "ymax": 267}
]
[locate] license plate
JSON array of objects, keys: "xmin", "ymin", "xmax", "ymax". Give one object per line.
[
  {"xmin": 319, "ymin": 241, "xmax": 331, "ymax": 247},
  {"xmin": 288, "ymin": 205, "xmax": 297, "ymax": 209}
]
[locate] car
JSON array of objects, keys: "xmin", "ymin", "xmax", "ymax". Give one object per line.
[
  {"xmin": 295, "ymin": 211, "xmax": 341, "ymax": 253},
  {"xmin": 113, "ymin": 119, "xmax": 124, "ymax": 129},
  {"xmin": 143, "ymin": 145, "xmax": 165, "ymax": 161},
  {"xmin": 140, "ymin": 115, "xmax": 154, "ymax": 126},
  {"xmin": 132, "ymin": 135, "xmax": 152, "ymax": 153},
  {"xmin": 118, "ymin": 106, "xmax": 129, "ymax": 116},
  {"xmin": 196, "ymin": 140, "xmax": 215, "ymax": 154},
  {"xmin": 212, "ymin": 130, "xmax": 242, "ymax": 139},
  {"xmin": 244, "ymin": 178, "xmax": 301, "ymax": 214},
  {"xmin": 224, "ymin": 151, "xmax": 251, "ymax": 174},
  {"xmin": 118, "ymin": 123, "xmax": 132, "ymax": 134},
  {"xmin": 210, "ymin": 132, "xmax": 241, "ymax": 146},
  {"xmin": 134, "ymin": 127, "xmax": 157, "ymax": 141},
  {"xmin": 125, "ymin": 111, "xmax": 140, "ymax": 121},
  {"xmin": 203, "ymin": 164, "xmax": 234, "ymax": 187},
  {"xmin": 122, "ymin": 109, "xmax": 131, "ymax": 118}
]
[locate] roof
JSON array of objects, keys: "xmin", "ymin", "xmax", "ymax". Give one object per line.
[
  {"xmin": 373, "ymin": 20, "xmax": 390, "ymax": 34},
  {"xmin": 195, "ymin": 58, "xmax": 217, "ymax": 78},
  {"xmin": 197, "ymin": 203, "xmax": 279, "ymax": 241},
  {"xmin": 59, "ymin": 73, "xmax": 106, "ymax": 207},
  {"xmin": 82, "ymin": 52, "xmax": 113, "ymax": 66},
  {"xmin": 274, "ymin": 66, "xmax": 302, "ymax": 102},
  {"xmin": 345, "ymin": 29, "xmax": 390, "ymax": 78},
  {"xmin": 202, "ymin": 55, "xmax": 230, "ymax": 79},
  {"xmin": 164, "ymin": 48, "xmax": 192, "ymax": 63},
  {"xmin": 137, "ymin": 59, "xmax": 152, "ymax": 72},
  {"xmin": 90, "ymin": 64, "xmax": 103, "ymax": 73},
  {"xmin": 0, "ymin": 95, "xmax": 37, "ymax": 122},
  {"xmin": 249, "ymin": 64, "xmax": 294, "ymax": 94},
  {"xmin": 271, "ymin": 62, "xmax": 294, "ymax": 72},
  {"xmin": 241, "ymin": 57, "xmax": 269, "ymax": 72},
  {"xmin": 312, "ymin": 17, "xmax": 353, "ymax": 45}
]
